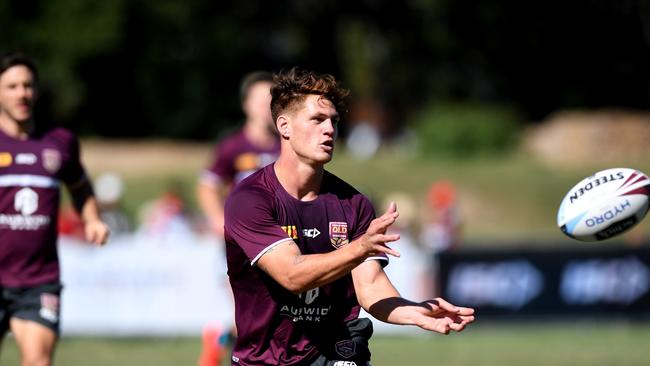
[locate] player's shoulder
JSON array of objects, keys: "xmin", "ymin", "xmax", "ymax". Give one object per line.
[
  {"xmin": 29, "ymin": 126, "xmax": 79, "ymax": 150},
  {"xmin": 227, "ymin": 165, "xmax": 277, "ymax": 202},
  {"xmin": 323, "ymin": 170, "xmax": 366, "ymax": 198},
  {"xmin": 40, "ymin": 126, "xmax": 77, "ymax": 143}
]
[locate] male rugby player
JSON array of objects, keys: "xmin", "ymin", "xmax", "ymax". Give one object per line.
[
  {"xmin": 0, "ymin": 53, "xmax": 109, "ymax": 366},
  {"xmin": 224, "ymin": 67, "xmax": 475, "ymax": 365}
]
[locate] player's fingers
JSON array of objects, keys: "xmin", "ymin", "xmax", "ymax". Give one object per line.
[
  {"xmin": 98, "ymin": 228, "xmax": 110, "ymax": 246},
  {"xmin": 371, "ymin": 243, "xmax": 400, "ymax": 257},
  {"xmin": 449, "ymin": 321, "xmax": 466, "ymax": 332},
  {"xmin": 436, "ymin": 321, "xmax": 451, "ymax": 335},
  {"xmin": 385, "ymin": 201, "xmax": 397, "ymax": 215},
  {"xmin": 455, "ymin": 306, "xmax": 475, "ymax": 316},
  {"xmin": 378, "ymin": 233, "xmax": 400, "ymax": 243},
  {"xmin": 434, "ymin": 297, "xmax": 460, "ymax": 313},
  {"xmin": 367, "ymin": 218, "xmax": 397, "ymax": 237},
  {"xmin": 460, "ymin": 315, "xmax": 476, "ymax": 325}
]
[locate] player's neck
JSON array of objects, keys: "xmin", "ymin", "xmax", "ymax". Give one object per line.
[
  {"xmin": 243, "ymin": 119, "xmax": 276, "ymax": 148},
  {"xmin": 0, "ymin": 114, "xmax": 33, "ymax": 140},
  {"xmin": 274, "ymin": 155, "xmax": 324, "ymax": 202}
]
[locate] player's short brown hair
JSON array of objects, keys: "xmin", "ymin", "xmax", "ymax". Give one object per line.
[
  {"xmin": 271, "ymin": 67, "xmax": 349, "ymax": 123},
  {"xmin": 0, "ymin": 52, "xmax": 39, "ymax": 82}
]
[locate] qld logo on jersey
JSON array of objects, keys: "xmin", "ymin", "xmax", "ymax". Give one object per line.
[
  {"xmin": 42, "ymin": 149, "xmax": 61, "ymax": 173},
  {"xmin": 329, "ymin": 222, "xmax": 349, "ymax": 248}
]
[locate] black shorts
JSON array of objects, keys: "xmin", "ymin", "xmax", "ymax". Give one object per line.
[
  {"xmin": 0, "ymin": 282, "xmax": 63, "ymax": 336},
  {"xmin": 309, "ymin": 318, "xmax": 374, "ymax": 366}
]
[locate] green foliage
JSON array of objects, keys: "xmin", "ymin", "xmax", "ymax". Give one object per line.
[{"xmin": 411, "ymin": 102, "xmax": 521, "ymax": 158}]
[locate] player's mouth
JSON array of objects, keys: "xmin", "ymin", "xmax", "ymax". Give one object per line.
[
  {"xmin": 320, "ymin": 140, "xmax": 334, "ymax": 152},
  {"xmin": 16, "ymin": 101, "xmax": 32, "ymax": 111}
]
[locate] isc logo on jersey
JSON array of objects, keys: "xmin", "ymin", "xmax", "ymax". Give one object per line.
[{"xmin": 329, "ymin": 222, "xmax": 349, "ymax": 248}]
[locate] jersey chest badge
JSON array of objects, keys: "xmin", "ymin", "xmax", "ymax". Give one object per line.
[
  {"xmin": 42, "ymin": 149, "xmax": 61, "ymax": 173},
  {"xmin": 329, "ymin": 222, "xmax": 349, "ymax": 248}
]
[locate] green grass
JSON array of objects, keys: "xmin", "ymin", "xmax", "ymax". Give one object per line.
[{"xmin": 2, "ymin": 322, "xmax": 648, "ymax": 365}]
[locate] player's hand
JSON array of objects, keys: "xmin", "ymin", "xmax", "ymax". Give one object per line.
[
  {"xmin": 358, "ymin": 201, "xmax": 401, "ymax": 257},
  {"xmin": 85, "ymin": 219, "xmax": 110, "ymax": 246},
  {"xmin": 413, "ymin": 297, "xmax": 475, "ymax": 334}
]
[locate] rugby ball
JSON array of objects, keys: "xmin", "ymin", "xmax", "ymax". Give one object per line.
[{"xmin": 557, "ymin": 168, "xmax": 650, "ymax": 241}]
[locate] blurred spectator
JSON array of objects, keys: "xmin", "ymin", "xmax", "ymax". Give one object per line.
[
  {"xmin": 95, "ymin": 172, "xmax": 132, "ymax": 236},
  {"xmin": 382, "ymin": 192, "xmax": 429, "ymax": 300},
  {"xmin": 138, "ymin": 181, "xmax": 194, "ymax": 240},
  {"xmin": 345, "ymin": 122, "xmax": 381, "ymax": 160},
  {"xmin": 344, "ymin": 98, "xmax": 389, "ymax": 160},
  {"xmin": 419, "ymin": 180, "xmax": 462, "ymax": 296}
]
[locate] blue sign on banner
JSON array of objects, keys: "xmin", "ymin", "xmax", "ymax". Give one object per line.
[{"xmin": 438, "ymin": 245, "xmax": 650, "ymax": 317}]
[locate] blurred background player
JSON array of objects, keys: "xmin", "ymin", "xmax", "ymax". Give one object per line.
[
  {"xmin": 198, "ymin": 71, "xmax": 279, "ymax": 237},
  {"xmin": 0, "ymin": 53, "xmax": 109, "ymax": 366},
  {"xmin": 196, "ymin": 71, "xmax": 279, "ymax": 366},
  {"xmin": 420, "ymin": 180, "xmax": 462, "ymax": 297}
]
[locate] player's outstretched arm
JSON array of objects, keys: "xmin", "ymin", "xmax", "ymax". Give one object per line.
[
  {"xmin": 256, "ymin": 203, "xmax": 402, "ymax": 294},
  {"xmin": 352, "ymin": 260, "xmax": 475, "ymax": 334}
]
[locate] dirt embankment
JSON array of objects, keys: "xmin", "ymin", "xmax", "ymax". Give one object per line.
[
  {"xmin": 81, "ymin": 139, "xmax": 212, "ymax": 177},
  {"xmin": 523, "ymin": 110, "xmax": 650, "ymax": 166}
]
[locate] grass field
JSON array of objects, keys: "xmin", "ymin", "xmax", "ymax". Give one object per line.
[{"xmin": 2, "ymin": 322, "xmax": 649, "ymax": 365}]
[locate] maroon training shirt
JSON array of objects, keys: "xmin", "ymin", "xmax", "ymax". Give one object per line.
[
  {"xmin": 224, "ymin": 164, "xmax": 386, "ymax": 365},
  {"xmin": 0, "ymin": 127, "xmax": 86, "ymax": 287},
  {"xmin": 201, "ymin": 129, "xmax": 279, "ymax": 188}
]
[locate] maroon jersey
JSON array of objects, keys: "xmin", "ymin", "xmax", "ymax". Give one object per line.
[
  {"xmin": 0, "ymin": 127, "xmax": 86, "ymax": 287},
  {"xmin": 201, "ymin": 129, "xmax": 279, "ymax": 187},
  {"xmin": 224, "ymin": 164, "xmax": 386, "ymax": 366}
]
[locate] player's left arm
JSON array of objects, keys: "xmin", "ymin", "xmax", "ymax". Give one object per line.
[
  {"xmin": 67, "ymin": 178, "xmax": 110, "ymax": 246},
  {"xmin": 352, "ymin": 260, "xmax": 475, "ymax": 334}
]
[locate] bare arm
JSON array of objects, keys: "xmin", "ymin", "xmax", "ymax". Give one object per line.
[
  {"xmin": 197, "ymin": 180, "xmax": 227, "ymax": 236},
  {"xmin": 256, "ymin": 203, "xmax": 401, "ymax": 294},
  {"xmin": 352, "ymin": 260, "xmax": 475, "ymax": 334},
  {"xmin": 68, "ymin": 178, "xmax": 109, "ymax": 246}
]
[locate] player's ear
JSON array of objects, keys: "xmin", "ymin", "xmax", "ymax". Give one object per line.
[{"xmin": 277, "ymin": 115, "xmax": 290, "ymax": 139}]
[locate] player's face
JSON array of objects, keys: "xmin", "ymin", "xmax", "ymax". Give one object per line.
[
  {"xmin": 243, "ymin": 81, "xmax": 273, "ymax": 126},
  {"xmin": 0, "ymin": 65, "xmax": 37, "ymax": 124},
  {"xmin": 285, "ymin": 94, "xmax": 339, "ymax": 165}
]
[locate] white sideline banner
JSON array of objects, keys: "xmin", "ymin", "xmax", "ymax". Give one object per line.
[
  {"xmin": 58, "ymin": 233, "xmax": 426, "ymax": 336},
  {"xmin": 59, "ymin": 234, "xmax": 232, "ymax": 336}
]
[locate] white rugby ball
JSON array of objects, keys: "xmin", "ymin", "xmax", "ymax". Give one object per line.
[{"xmin": 557, "ymin": 168, "xmax": 650, "ymax": 241}]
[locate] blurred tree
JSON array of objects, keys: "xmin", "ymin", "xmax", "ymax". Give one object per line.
[{"xmin": 1, "ymin": 0, "xmax": 648, "ymax": 138}]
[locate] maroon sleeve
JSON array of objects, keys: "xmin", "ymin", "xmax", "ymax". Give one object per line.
[
  {"xmin": 205, "ymin": 140, "xmax": 236, "ymax": 185},
  {"xmin": 55, "ymin": 129, "xmax": 87, "ymax": 186},
  {"xmin": 350, "ymin": 194, "xmax": 376, "ymax": 241},
  {"xmin": 352, "ymin": 194, "xmax": 389, "ymax": 265},
  {"xmin": 224, "ymin": 186, "xmax": 292, "ymax": 265}
]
